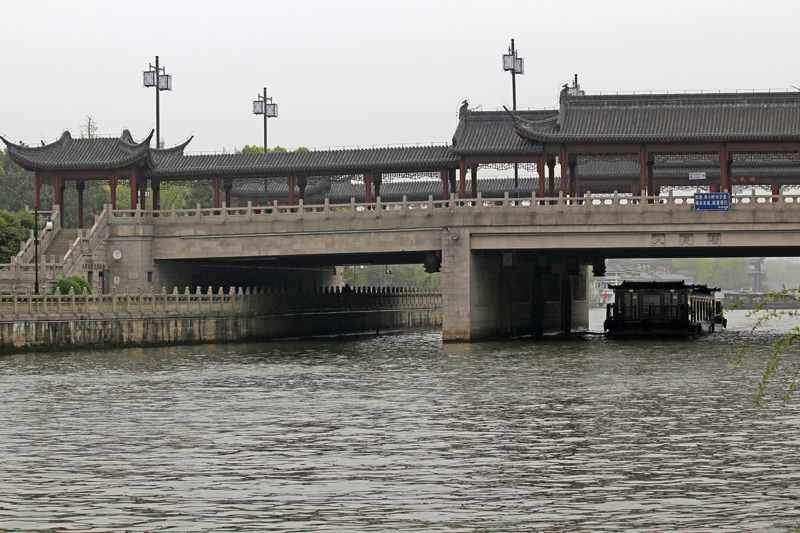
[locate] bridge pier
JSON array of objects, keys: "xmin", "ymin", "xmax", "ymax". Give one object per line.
[{"xmin": 441, "ymin": 227, "xmax": 589, "ymax": 341}]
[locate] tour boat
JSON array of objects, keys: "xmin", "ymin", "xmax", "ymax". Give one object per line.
[{"xmin": 604, "ymin": 281, "xmax": 726, "ymax": 336}]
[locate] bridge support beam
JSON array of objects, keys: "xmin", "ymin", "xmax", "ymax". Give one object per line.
[{"xmin": 442, "ymin": 227, "xmax": 589, "ymax": 341}]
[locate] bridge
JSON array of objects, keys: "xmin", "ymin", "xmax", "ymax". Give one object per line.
[
  {"xmin": 4, "ymin": 82, "xmax": 800, "ymax": 341},
  {"xmin": 7, "ymin": 189, "xmax": 788, "ymax": 341}
]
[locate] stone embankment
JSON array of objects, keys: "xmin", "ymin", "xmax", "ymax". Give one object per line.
[{"xmin": 0, "ymin": 286, "xmax": 442, "ymax": 352}]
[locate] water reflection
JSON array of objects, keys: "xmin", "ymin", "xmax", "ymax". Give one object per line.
[{"xmin": 0, "ymin": 309, "xmax": 798, "ymax": 532}]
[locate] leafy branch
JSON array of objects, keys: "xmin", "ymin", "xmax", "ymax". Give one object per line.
[{"xmin": 731, "ymin": 286, "xmax": 800, "ymax": 406}]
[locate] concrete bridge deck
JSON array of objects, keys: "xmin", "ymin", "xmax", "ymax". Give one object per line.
[{"xmin": 107, "ymin": 190, "xmax": 800, "ymax": 262}]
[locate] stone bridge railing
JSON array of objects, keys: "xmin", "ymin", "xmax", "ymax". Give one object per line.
[
  {"xmin": 106, "ymin": 189, "xmax": 800, "ymax": 227},
  {"xmin": 0, "ymin": 286, "xmax": 442, "ymax": 321}
]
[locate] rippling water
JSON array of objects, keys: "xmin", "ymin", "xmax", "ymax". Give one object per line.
[{"xmin": 1, "ymin": 309, "xmax": 799, "ymax": 532}]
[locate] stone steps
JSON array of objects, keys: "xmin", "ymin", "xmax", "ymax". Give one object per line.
[{"xmin": 43, "ymin": 229, "xmax": 80, "ymax": 262}]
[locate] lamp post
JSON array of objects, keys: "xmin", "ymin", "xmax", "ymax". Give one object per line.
[
  {"xmin": 143, "ymin": 56, "xmax": 172, "ymax": 148},
  {"xmin": 253, "ymin": 88, "xmax": 278, "ymax": 205},
  {"xmin": 503, "ymin": 39, "xmax": 524, "ymax": 197}
]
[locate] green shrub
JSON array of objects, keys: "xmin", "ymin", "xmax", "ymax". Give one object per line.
[{"xmin": 56, "ymin": 276, "xmax": 91, "ymax": 295}]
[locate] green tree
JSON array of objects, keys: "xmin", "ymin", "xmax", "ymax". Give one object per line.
[
  {"xmin": 672, "ymin": 258, "xmax": 749, "ymax": 290},
  {"xmin": 0, "ymin": 209, "xmax": 34, "ymax": 263}
]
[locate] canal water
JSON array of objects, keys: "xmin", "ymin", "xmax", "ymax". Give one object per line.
[{"xmin": 1, "ymin": 309, "xmax": 799, "ymax": 532}]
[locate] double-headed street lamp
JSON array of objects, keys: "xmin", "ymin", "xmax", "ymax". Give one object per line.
[
  {"xmin": 253, "ymin": 88, "xmax": 278, "ymax": 152},
  {"xmin": 253, "ymin": 88, "xmax": 279, "ymax": 206},
  {"xmin": 503, "ymin": 39, "xmax": 524, "ymax": 196},
  {"xmin": 143, "ymin": 56, "xmax": 172, "ymax": 148}
]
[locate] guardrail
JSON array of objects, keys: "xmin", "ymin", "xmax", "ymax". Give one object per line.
[
  {"xmin": 0, "ymin": 286, "xmax": 442, "ymax": 320},
  {"xmin": 107, "ymin": 189, "xmax": 800, "ymax": 227}
]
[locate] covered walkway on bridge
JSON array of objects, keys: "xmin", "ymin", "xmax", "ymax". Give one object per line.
[{"xmin": 4, "ymin": 81, "xmax": 800, "ymax": 228}]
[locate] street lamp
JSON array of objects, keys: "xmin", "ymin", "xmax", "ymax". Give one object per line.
[
  {"xmin": 503, "ymin": 39, "xmax": 524, "ymax": 197},
  {"xmin": 143, "ymin": 56, "xmax": 172, "ymax": 148},
  {"xmin": 253, "ymin": 88, "xmax": 278, "ymax": 206},
  {"xmin": 253, "ymin": 88, "xmax": 278, "ymax": 152}
]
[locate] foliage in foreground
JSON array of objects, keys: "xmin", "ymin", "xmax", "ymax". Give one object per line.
[
  {"xmin": 0, "ymin": 209, "xmax": 35, "ymax": 263},
  {"xmin": 731, "ymin": 286, "xmax": 800, "ymax": 406},
  {"xmin": 56, "ymin": 276, "xmax": 92, "ymax": 295}
]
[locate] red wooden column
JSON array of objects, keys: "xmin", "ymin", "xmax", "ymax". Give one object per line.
[
  {"xmin": 470, "ymin": 164, "xmax": 478, "ymax": 199},
  {"xmin": 297, "ymin": 176, "xmax": 307, "ymax": 203},
  {"xmin": 34, "ymin": 171, "xmax": 41, "ymax": 210},
  {"xmin": 538, "ymin": 155, "xmax": 546, "ymax": 198},
  {"xmin": 441, "ymin": 169, "xmax": 449, "ymax": 200},
  {"xmin": 53, "ymin": 176, "xmax": 65, "ymax": 227},
  {"xmin": 719, "ymin": 144, "xmax": 730, "ymax": 193},
  {"xmin": 547, "ymin": 157, "xmax": 555, "ymax": 199},
  {"xmin": 109, "ymin": 176, "xmax": 118, "ymax": 209},
  {"xmin": 448, "ymin": 168, "xmax": 457, "ymax": 199},
  {"xmin": 373, "ymin": 173, "xmax": 382, "ymax": 200},
  {"xmin": 129, "ymin": 168, "xmax": 138, "ymax": 210},
  {"xmin": 638, "ymin": 145, "xmax": 648, "ymax": 196},
  {"xmin": 364, "ymin": 172, "xmax": 373, "ymax": 203},
  {"xmin": 151, "ymin": 180, "xmax": 160, "ymax": 214},
  {"xmin": 459, "ymin": 159, "xmax": 467, "ymax": 199},
  {"xmin": 139, "ymin": 177, "xmax": 147, "ymax": 210},
  {"xmin": 223, "ymin": 179, "xmax": 232, "ymax": 208},
  {"xmin": 76, "ymin": 181, "xmax": 85, "ymax": 229},
  {"xmin": 212, "ymin": 176, "xmax": 221, "ymax": 209},
  {"xmin": 568, "ymin": 161, "xmax": 577, "ymax": 197},
  {"xmin": 560, "ymin": 145, "xmax": 568, "ymax": 196},
  {"xmin": 647, "ymin": 159, "xmax": 655, "ymax": 203},
  {"xmin": 287, "ymin": 175, "xmax": 296, "ymax": 205}
]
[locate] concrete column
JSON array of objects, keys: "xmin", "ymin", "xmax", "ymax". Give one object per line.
[
  {"xmin": 442, "ymin": 227, "xmax": 472, "ymax": 341},
  {"xmin": 77, "ymin": 181, "xmax": 85, "ymax": 229}
]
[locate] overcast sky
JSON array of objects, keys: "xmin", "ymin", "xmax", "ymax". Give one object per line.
[{"xmin": 1, "ymin": 0, "xmax": 798, "ymax": 154}]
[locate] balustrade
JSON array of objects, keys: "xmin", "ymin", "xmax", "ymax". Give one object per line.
[{"xmin": 0, "ymin": 286, "xmax": 442, "ymax": 321}]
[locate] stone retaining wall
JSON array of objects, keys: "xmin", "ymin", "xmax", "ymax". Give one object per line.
[{"xmin": 0, "ymin": 308, "xmax": 442, "ymax": 353}]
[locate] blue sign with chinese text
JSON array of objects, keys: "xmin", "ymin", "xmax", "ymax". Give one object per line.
[{"xmin": 694, "ymin": 192, "xmax": 730, "ymax": 210}]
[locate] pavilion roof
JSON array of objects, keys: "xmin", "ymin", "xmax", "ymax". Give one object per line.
[
  {"xmin": 144, "ymin": 145, "xmax": 457, "ymax": 178},
  {"xmin": 451, "ymin": 109, "xmax": 553, "ymax": 156},
  {"xmin": 509, "ymin": 91, "xmax": 800, "ymax": 144},
  {"xmin": 0, "ymin": 130, "xmax": 156, "ymax": 171}
]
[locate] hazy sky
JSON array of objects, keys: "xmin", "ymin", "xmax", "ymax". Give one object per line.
[{"xmin": 1, "ymin": 0, "xmax": 798, "ymax": 154}]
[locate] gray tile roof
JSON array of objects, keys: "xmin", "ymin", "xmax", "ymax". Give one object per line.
[
  {"xmin": 1, "ymin": 130, "xmax": 154, "ymax": 171},
  {"xmin": 510, "ymin": 91, "xmax": 800, "ymax": 143},
  {"xmin": 144, "ymin": 145, "xmax": 457, "ymax": 178},
  {"xmin": 451, "ymin": 109, "xmax": 553, "ymax": 156}
]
